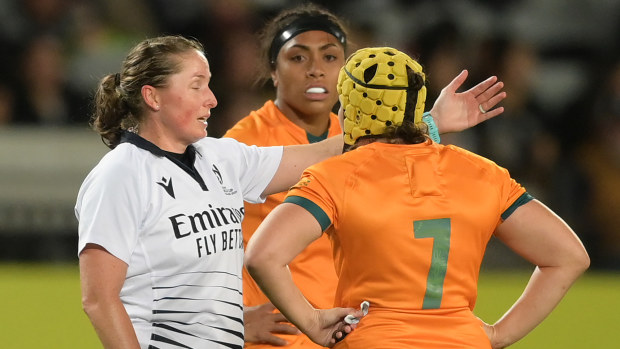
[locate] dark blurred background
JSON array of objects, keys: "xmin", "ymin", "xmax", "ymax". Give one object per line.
[{"xmin": 0, "ymin": 0, "xmax": 618, "ymax": 269}]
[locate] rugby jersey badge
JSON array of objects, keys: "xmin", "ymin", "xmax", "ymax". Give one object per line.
[
  {"xmin": 291, "ymin": 177, "xmax": 311, "ymax": 190},
  {"xmin": 156, "ymin": 176, "xmax": 175, "ymax": 199},
  {"xmin": 212, "ymin": 164, "xmax": 237, "ymax": 196}
]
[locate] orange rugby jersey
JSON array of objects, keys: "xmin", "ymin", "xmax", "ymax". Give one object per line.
[
  {"xmin": 285, "ymin": 140, "xmax": 532, "ymax": 348},
  {"xmin": 224, "ymin": 100, "xmax": 342, "ymax": 348}
]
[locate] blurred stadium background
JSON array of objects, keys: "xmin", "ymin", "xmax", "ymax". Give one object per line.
[{"xmin": 0, "ymin": 0, "xmax": 618, "ymax": 347}]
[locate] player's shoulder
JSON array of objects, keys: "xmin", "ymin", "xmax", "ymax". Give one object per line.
[
  {"xmin": 309, "ymin": 145, "xmax": 374, "ymax": 178},
  {"xmin": 224, "ymin": 101, "xmax": 279, "ymax": 142},
  {"xmin": 225, "ymin": 113, "xmax": 263, "ymax": 135},
  {"xmin": 442, "ymin": 144, "xmax": 509, "ymax": 176},
  {"xmin": 443, "ymin": 144, "xmax": 494, "ymax": 164}
]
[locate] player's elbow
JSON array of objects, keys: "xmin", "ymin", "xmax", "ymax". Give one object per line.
[
  {"xmin": 81, "ymin": 291, "xmax": 103, "ymax": 319},
  {"xmin": 571, "ymin": 247, "xmax": 590, "ymax": 275},
  {"xmin": 557, "ymin": 242, "xmax": 590, "ymax": 280},
  {"xmin": 244, "ymin": 244, "xmax": 279, "ymax": 284},
  {"xmin": 244, "ymin": 247, "xmax": 265, "ymax": 279}
]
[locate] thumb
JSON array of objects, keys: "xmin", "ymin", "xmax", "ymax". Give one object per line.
[
  {"xmin": 342, "ymin": 308, "xmax": 365, "ymax": 325},
  {"xmin": 329, "ymin": 307, "xmax": 359, "ymax": 319},
  {"xmin": 443, "ymin": 69, "xmax": 468, "ymax": 93}
]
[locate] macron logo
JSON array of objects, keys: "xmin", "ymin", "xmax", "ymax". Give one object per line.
[{"xmin": 156, "ymin": 176, "xmax": 175, "ymax": 199}]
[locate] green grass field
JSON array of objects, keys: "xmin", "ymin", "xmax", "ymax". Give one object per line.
[{"xmin": 1, "ymin": 263, "xmax": 618, "ymax": 348}]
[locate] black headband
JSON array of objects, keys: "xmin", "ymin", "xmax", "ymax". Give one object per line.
[{"xmin": 269, "ymin": 15, "xmax": 347, "ymax": 65}]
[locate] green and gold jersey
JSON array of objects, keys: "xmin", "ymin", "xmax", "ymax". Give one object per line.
[{"xmin": 286, "ymin": 140, "xmax": 531, "ymax": 348}]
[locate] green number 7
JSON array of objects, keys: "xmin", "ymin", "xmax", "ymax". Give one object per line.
[{"xmin": 414, "ymin": 218, "xmax": 451, "ymax": 309}]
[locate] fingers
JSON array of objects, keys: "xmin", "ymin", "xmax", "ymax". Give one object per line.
[
  {"xmin": 330, "ymin": 325, "xmax": 353, "ymax": 345},
  {"xmin": 268, "ymin": 311, "xmax": 290, "ymax": 323},
  {"xmin": 329, "ymin": 307, "xmax": 362, "ymax": 345},
  {"xmin": 484, "ymin": 87, "xmax": 507, "ymax": 109},
  {"xmin": 332, "ymin": 329, "xmax": 347, "ymax": 344},
  {"xmin": 475, "ymin": 106, "xmax": 504, "ymax": 125},
  {"xmin": 272, "ymin": 323, "xmax": 301, "ymax": 335},
  {"xmin": 466, "ymin": 75, "xmax": 499, "ymax": 96},
  {"xmin": 477, "ymin": 82, "xmax": 505, "ymax": 105},
  {"xmin": 257, "ymin": 302, "xmax": 277, "ymax": 311},
  {"xmin": 477, "ymin": 86, "xmax": 506, "ymax": 120},
  {"xmin": 245, "ymin": 302, "xmax": 299, "ymax": 346},
  {"xmin": 254, "ymin": 322, "xmax": 299, "ymax": 346},
  {"xmin": 260, "ymin": 334, "xmax": 289, "ymax": 347},
  {"xmin": 475, "ymin": 79, "xmax": 506, "ymax": 125},
  {"xmin": 443, "ymin": 69, "xmax": 469, "ymax": 93}
]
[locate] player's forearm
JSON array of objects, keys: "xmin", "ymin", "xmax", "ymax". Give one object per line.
[
  {"xmin": 263, "ymin": 134, "xmax": 343, "ymax": 196},
  {"xmin": 490, "ymin": 265, "xmax": 585, "ymax": 348},
  {"xmin": 246, "ymin": 263, "xmax": 316, "ymax": 333},
  {"xmin": 84, "ymin": 299, "xmax": 140, "ymax": 349}
]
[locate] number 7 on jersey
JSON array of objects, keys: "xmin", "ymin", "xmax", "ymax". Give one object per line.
[{"xmin": 414, "ymin": 218, "xmax": 451, "ymax": 309}]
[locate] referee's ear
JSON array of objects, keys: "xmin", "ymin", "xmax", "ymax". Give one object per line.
[{"xmin": 141, "ymin": 85, "xmax": 160, "ymax": 112}]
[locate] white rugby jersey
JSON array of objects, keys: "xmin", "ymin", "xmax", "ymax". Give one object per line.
[{"xmin": 76, "ymin": 132, "xmax": 283, "ymax": 349}]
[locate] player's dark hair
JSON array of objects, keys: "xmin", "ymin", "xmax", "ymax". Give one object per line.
[
  {"xmin": 91, "ymin": 35, "xmax": 204, "ymax": 149},
  {"xmin": 345, "ymin": 68, "xmax": 428, "ymax": 152},
  {"xmin": 255, "ymin": 3, "xmax": 349, "ymax": 87}
]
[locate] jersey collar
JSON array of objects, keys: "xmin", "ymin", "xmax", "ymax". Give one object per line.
[
  {"xmin": 120, "ymin": 131, "xmax": 208, "ymax": 191},
  {"xmin": 120, "ymin": 131, "xmax": 200, "ymax": 158}
]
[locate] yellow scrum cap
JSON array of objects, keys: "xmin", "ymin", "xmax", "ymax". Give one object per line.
[{"xmin": 337, "ymin": 47, "xmax": 426, "ymax": 145}]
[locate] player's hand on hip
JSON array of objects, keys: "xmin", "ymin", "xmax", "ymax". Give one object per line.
[
  {"xmin": 244, "ymin": 302, "xmax": 300, "ymax": 346},
  {"xmin": 307, "ymin": 307, "xmax": 363, "ymax": 347},
  {"xmin": 477, "ymin": 316, "xmax": 506, "ymax": 349}
]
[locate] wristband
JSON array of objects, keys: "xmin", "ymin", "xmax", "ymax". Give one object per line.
[{"xmin": 422, "ymin": 112, "xmax": 441, "ymax": 143}]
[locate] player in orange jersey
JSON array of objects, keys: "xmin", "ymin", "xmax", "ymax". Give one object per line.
[
  {"xmin": 225, "ymin": 4, "xmax": 507, "ymax": 347},
  {"xmin": 245, "ymin": 47, "xmax": 589, "ymax": 348}
]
